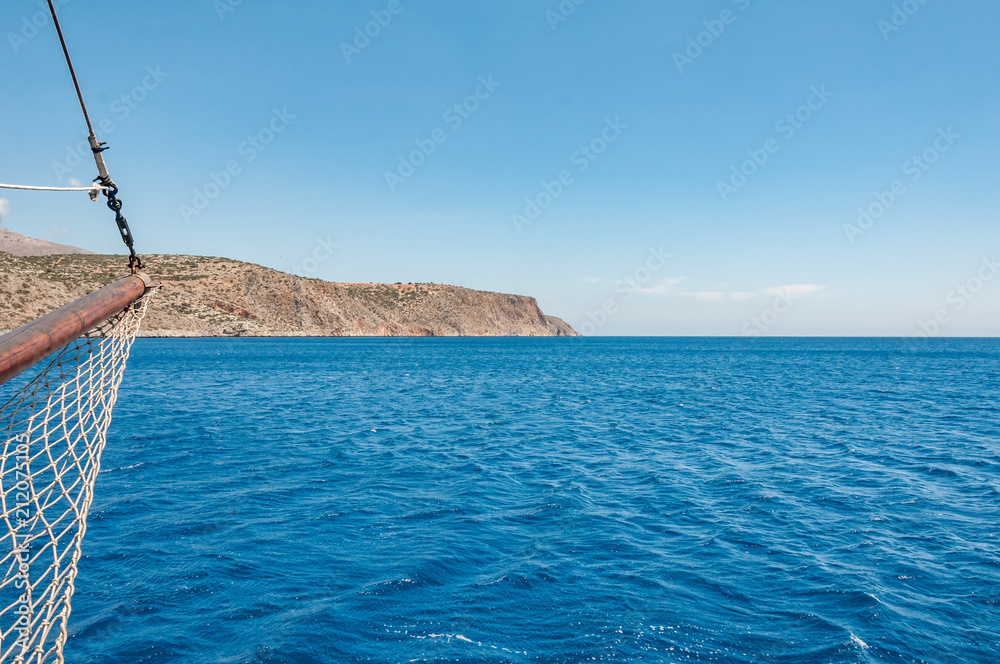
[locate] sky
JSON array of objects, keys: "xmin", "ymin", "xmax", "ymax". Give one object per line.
[{"xmin": 1, "ymin": 0, "xmax": 998, "ymax": 336}]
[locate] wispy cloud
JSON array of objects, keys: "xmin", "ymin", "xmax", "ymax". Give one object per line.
[
  {"xmin": 681, "ymin": 291, "xmax": 728, "ymax": 303},
  {"xmin": 761, "ymin": 284, "xmax": 825, "ymax": 299},
  {"xmin": 582, "ymin": 275, "xmax": 686, "ymax": 294},
  {"xmin": 635, "ymin": 276, "xmax": 687, "ymax": 294},
  {"xmin": 682, "ymin": 284, "xmax": 825, "ymax": 303},
  {"xmin": 0, "ymin": 198, "xmax": 9, "ymax": 217}
]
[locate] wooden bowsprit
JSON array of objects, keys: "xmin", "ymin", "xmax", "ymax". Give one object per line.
[{"xmin": 0, "ymin": 274, "xmax": 153, "ymax": 386}]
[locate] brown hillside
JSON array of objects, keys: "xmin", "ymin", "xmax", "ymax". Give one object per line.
[{"xmin": 0, "ymin": 253, "xmax": 578, "ymax": 338}]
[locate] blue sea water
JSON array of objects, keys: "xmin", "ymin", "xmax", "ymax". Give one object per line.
[{"xmin": 62, "ymin": 338, "xmax": 999, "ymax": 663}]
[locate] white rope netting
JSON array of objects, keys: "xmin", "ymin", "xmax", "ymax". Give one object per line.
[{"xmin": 0, "ymin": 291, "xmax": 154, "ymax": 663}]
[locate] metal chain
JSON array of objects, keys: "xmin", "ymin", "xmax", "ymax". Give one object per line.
[{"xmin": 101, "ymin": 181, "xmax": 143, "ymax": 272}]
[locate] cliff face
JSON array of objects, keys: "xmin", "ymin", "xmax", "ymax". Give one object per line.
[{"xmin": 0, "ymin": 253, "xmax": 578, "ymax": 338}]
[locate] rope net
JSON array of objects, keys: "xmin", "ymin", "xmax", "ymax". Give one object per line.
[{"xmin": 0, "ymin": 290, "xmax": 154, "ymax": 663}]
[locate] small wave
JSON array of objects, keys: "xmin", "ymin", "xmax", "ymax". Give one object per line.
[
  {"xmin": 418, "ymin": 632, "xmax": 528, "ymax": 656},
  {"xmin": 100, "ymin": 462, "xmax": 146, "ymax": 474}
]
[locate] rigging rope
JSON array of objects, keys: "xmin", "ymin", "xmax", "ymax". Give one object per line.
[
  {"xmin": 44, "ymin": 0, "xmax": 143, "ymax": 272},
  {"xmin": 0, "ymin": 183, "xmax": 105, "ymax": 203},
  {"xmin": 0, "ymin": 185, "xmax": 105, "ymax": 192}
]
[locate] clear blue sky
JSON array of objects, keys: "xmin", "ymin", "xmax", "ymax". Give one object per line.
[{"xmin": 1, "ymin": 0, "xmax": 998, "ymax": 336}]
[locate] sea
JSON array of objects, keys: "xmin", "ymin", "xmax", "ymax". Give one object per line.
[{"xmin": 62, "ymin": 338, "xmax": 998, "ymax": 663}]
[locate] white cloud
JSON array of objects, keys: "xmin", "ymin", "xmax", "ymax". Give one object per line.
[
  {"xmin": 681, "ymin": 291, "xmax": 728, "ymax": 303},
  {"xmin": 582, "ymin": 277, "xmax": 601, "ymax": 283},
  {"xmin": 0, "ymin": 198, "xmax": 9, "ymax": 217},
  {"xmin": 68, "ymin": 178, "xmax": 83, "ymax": 187},
  {"xmin": 680, "ymin": 284, "xmax": 825, "ymax": 303},
  {"xmin": 635, "ymin": 276, "xmax": 687, "ymax": 294},
  {"xmin": 635, "ymin": 284, "xmax": 669, "ymax": 294},
  {"xmin": 760, "ymin": 284, "xmax": 825, "ymax": 299}
]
